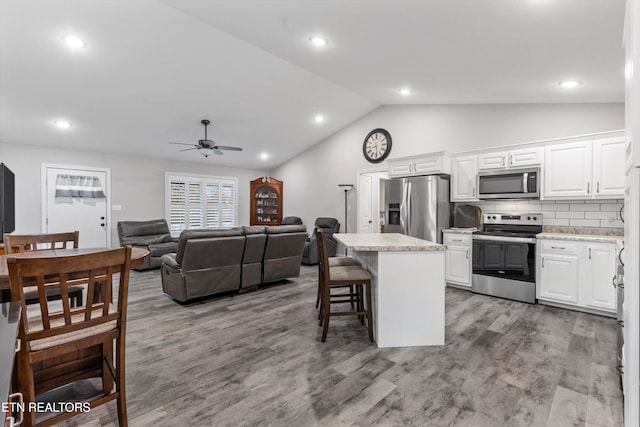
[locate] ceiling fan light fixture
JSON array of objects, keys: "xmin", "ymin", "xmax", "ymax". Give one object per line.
[{"xmin": 200, "ymin": 149, "xmax": 211, "ymax": 158}]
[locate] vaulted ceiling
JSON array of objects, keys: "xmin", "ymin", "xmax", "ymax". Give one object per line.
[{"xmin": 0, "ymin": 0, "xmax": 625, "ymax": 170}]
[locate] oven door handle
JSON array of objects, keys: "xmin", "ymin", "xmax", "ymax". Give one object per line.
[{"xmin": 472, "ymin": 234, "xmax": 536, "ymax": 244}]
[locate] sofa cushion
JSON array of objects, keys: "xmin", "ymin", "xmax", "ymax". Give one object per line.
[
  {"xmin": 242, "ymin": 225, "xmax": 266, "ymax": 235},
  {"xmin": 118, "ymin": 219, "xmax": 170, "ymax": 239},
  {"xmin": 176, "ymin": 228, "xmax": 244, "ymax": 265},
  {"xmin": 265, "ymin": 225, "xmax": 307, "ymax": 234}
]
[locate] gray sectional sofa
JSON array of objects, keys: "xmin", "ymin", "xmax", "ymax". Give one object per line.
[{"xmin": 160, "ymin": 224, "xmax": 307, "ymax": 302}]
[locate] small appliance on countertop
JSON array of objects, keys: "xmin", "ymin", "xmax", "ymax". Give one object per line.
[
  {"xmin": 453, "ymin": 204, "xmax": 482, "ymax": 229},
  {"xmin": 472, "ymin": 213, "xmax": 542, "ymax": 303}
]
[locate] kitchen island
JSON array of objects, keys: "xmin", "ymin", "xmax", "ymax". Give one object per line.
[{"xmin": 334, "ymin": 233, "xmax": 446, "ymax": 348}]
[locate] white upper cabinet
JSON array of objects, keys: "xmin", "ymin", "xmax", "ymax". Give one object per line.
[
  {"xmin": 509, "ymin": 147, "xmax": 543, "ymax": 168},
  {"xmin": 593, "ymin": 137, "xmax": 625, "ymax": 198},
  {"xmin": 478, "ymin": 147, "xmax": 542, "ymax": 170},
  {"xmin": 388, "ymin": 152, "xmax": 451, "ymax": 178},
  {"xmin": 478, "ymin": 151, "xmax": 508, "ymax": 170},
  {"xmin": 451, "ymin": 155, "xmax": 478, "ymax": 201},
  {"xmin": 544, "ymin": 141, "xmax": 593, "ymax": 199},
  {"xmin": 544, "ymin": 137, "xmax": 625, "ymax": 200}
]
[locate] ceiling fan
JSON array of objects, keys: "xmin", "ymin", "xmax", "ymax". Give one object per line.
[{"xmin": 169, "ymin": 119, "xmax": 243, "ymax": 158}]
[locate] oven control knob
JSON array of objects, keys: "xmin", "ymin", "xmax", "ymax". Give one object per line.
[
  {"xmin": 527, "ymin": 216, "xmax": 531, "ymax": 220},
  {"xmin": 533, "ymin": 216, "xmax": 537, "ymax": 220}
]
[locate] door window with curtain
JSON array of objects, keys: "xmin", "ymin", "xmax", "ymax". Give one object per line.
[{"xmin": 165, "ymin": 173, "xmax": 237, "ymax": 235}]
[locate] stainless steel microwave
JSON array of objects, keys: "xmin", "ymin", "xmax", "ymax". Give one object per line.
[{"xmin": 477, "ymin": 167, "xmax": 540, "ymax": 199}]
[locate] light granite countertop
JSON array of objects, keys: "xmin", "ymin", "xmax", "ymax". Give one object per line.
[
  {"xmin": 537, "ymin": 232, "xmax": 624, "ymax": 247},
  {"xmin": 443, "ymin": 228, "xmax": 477, "ymax": 234},
  {"xmin": 334, "ymin": 233, "xmax": 445, "ymax": 252}
]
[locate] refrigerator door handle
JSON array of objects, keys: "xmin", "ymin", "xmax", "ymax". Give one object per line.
[
  {"xmin": 406, "ymin": 182, "xmax": 412, "ymax": 235},
  {"xmin": 400, "ymin": 181, "xmax": 408, "ymax": 235}
]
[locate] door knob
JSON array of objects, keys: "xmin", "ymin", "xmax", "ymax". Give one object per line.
[
  {"xmin": 100, "ymin": 223, "xmax": 105, "ymax": 227},
  {"xmin": 100, "ymin": 216, "xmax": 105, "ymax": 220}
]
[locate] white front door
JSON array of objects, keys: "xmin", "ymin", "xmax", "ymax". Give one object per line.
[
  {"xmin": 358, "ymin": 174, "xmax": 373, "ymax": 233},
  {"xmin": 42, "ymin": 164, "xmax": 111, "ymax": 247}
]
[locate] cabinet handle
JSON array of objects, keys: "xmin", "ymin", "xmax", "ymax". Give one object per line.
[
  {"xmin": 509, "ymin": 154, "xmax": 513, "ymax": 165},
  {"xmin": 473, "ymin": 188, "xmax": 476, "ymax": 197},
  {"xmin": 8, "ymin": 392, "xmax": 23, "ymax": 426},
  {"xmin": 587, "ymin": 182, "xmax": 590, "ymax": 194},
  {"xmin": 589, "ymin": 248, "xmax": 591, "ymax": 259},
  {"xmin": 466, "ymin": 249, "xmax": 469, "ymax": 259},
  {"xmin": 551, "ymin": 246, "xmax": 566, "ymax": 250},
  {"xmin": 452, "ymin": 239, "xmax": 463, "ymax": 242},
  {"xmin": 597, "ymin": 182, "xmax": 600, "ymax": 193},
  {"xmin": 617, "ymin": 320, "xmax": 624, "ymax": 327},
  {"xmin": 612, "ymin": 274, "xmax": 617, "ymax": 288},
  {"xmin": 541, "ymin": 257, "xmax": 544, "ymax": 268},
  {"xmin": 15, "ymin": 338, "xmax": 20, "ymax": 353},
  {"xmin": 616, "ymin": 365, "xmax": 624, "ymax": 375}
]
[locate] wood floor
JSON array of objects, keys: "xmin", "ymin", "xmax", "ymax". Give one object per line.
[{"xmin": 42, "ymin": 265, "xmax": 623, "ymax": 426}]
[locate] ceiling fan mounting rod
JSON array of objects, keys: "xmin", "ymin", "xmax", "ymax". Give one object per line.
[{"xmin": 201, "ymin": 119, "xmax": 210, "ymax": 140}]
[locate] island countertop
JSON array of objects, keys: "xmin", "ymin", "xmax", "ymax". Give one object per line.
[{"xmin": 334, "ymin": 233, "xmax": 445, "ymax": 252}]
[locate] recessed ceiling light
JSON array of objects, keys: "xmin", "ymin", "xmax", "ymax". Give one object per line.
[
  {"xmin": 309, "ymin": 36, "xmax": 329, "ymax": 47},
  {"xmin": 314, "ymin": 114, "xmax": 325, "ymax": 124},
  {"xmin": 53, "ymin": 120, "xmax": 72, "ymax": 129},
  {"xmin": 260, "ymin": 153, "xmax": 269, "ymax": 160},
  {"xmin": 62, "ymin": 34, "xmax": 86, "ymax": 49},
  {"xmin": 558, "ymin": 80, "xmax": 582, "ymax": 89},
  {"xmin": 399, "ymin": 88, "xmax": 413, "ymax": 96}
]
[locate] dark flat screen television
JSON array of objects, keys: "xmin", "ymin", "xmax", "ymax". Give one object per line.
[{"xmin": 0, "ymin": 163, "xmax": 15, "ymax": 243}]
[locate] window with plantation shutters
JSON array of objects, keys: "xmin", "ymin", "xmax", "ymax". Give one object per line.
[{"xmin": 166, "ymin": 173, "xmax": 237, "ymax": 235}]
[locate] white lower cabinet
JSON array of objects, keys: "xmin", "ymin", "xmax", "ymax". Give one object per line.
[
  {"xmin": 444, "ymin": 232, "xmax": 471, "ymax": 288},
  {"xmin": 538, "ymin": 252, "xmax": 580, "ymax": 303},
  {"xmin": 537, "ymin": 239, "xmax": 617, "ymax": 314}
]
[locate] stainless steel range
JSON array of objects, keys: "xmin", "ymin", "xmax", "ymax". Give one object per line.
[{"xmin": 472, "ymin": 213, "xmax": 542, "ymax": 304}]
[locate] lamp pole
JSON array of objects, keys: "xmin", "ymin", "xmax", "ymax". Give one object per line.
[{"xmin": 338, "ymin": 184, "xmax": 354, "ymax": 233}]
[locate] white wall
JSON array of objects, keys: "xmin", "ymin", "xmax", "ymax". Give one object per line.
[
  {"xmin": 0, "ymin": 142, "xmax": 265, "ymax": 246},
  {"xmin": 271, "ymin": 103, "xmax": 624, "ymax": 231}
]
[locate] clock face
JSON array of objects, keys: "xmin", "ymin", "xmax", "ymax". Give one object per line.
[{"xmin": 363, "ymin": 128, "xmax": 392, "ymax": 163}]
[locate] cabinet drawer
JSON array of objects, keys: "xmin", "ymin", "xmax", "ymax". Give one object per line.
[
  {"xmin": 444, "ymin": 233, "xmax": 472, "ymax": 246},
  {"xmin": 539, "ymin": 240, "xmax": 578, "ymax": 254}
]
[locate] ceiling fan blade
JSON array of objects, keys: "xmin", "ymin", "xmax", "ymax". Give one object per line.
[
  {"xmin": 213, "ymin": 145, "xmax": 243, "ymax": 151},
  {"xmin": 212, "ymin": 148, "xmax": 224, "ymax": 156},
  {"xmin": 169, "ymin": 141, "xmax": 196, "ymax": 146},
  {"xmin": 179, "ymin": 147, "xmax": 198, "ymax": 152}
]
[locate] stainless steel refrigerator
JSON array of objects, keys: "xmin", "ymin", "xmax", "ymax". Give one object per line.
[{"xmin": 383, "ymin": 175, "xmax": 452, "ymax": 243}]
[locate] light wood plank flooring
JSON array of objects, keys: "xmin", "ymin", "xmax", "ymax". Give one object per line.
[{"xmin": 41, "ymin": 266, "xmax": 623, "ymax": 426}]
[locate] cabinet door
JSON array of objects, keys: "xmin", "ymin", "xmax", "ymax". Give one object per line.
[
  {"xmin": 539, "ymin": 253, "xmax": 579, "ymax": 304},
  {"xmin": 478, "ymin": 151, "xmax": 508, "ymax": 170},
  {"xmin": 509, "ymin": 147, "xmax": 543, "ymax": 168},
  {"xmin": 593, "ymin": 137, "xmax": 625, "ymax": 198},
  {"xmin": 544, "ymin": 142, "xmax": 592, "ymax": 199},
  {"xmin": 388, "ymin": 160, "xmax": 413, "ymax": 177},
  {"xmin": 451, "ymin": 155, "xmax": 478, "ymax": 201},
  {"xmin": 581, "ymin": 243, "xmax": 617, "ymax": 312},
  {"xmin": 446, "ymin": 245, "xmax": 471, "ymax": 287},
  {"xmin": 413, "ymin": 156, "xmax": 442, "ymax": 175}
]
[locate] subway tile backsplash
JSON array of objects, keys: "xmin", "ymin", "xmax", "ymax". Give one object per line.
[{"xmin": 459, "ymin": 199, "xmax": 624, "ymax": 229}]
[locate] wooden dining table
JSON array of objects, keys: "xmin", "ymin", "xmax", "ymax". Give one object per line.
[{"xmin": 0, "ymin": 246, "xmax": 149, "ymax": 300}]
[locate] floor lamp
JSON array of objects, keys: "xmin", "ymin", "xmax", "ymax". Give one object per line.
[{"xmin": 338, "ymin": 184, "xmax": 354, "ymax": 254}]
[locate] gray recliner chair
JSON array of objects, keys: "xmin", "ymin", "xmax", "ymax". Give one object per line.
[
  {"xmin": 117, "ymin": 219, "xmax": 178, "ymax": 270},
  {"xmin": 262, "ymin": 225, "xmax": 308, "ymax": 283},
  {"xmin": 301, "ymin": 217, "xmax": 340, "ymax": 265},
  {"xmin": 281, "ymin": 216, "xmax": 303, "ymax": 225},
  {"xmin": 161, "ymin": 229, "xmax": 246, "ymax": 302}
]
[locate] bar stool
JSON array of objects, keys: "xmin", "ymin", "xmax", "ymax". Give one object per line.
[
  {"xmin": 316, "ymin": 229, "xmax": 374, "ymax": 343},
  {"xmin": 315, "ymin": 255, "xmax": 359, "ymax": 308}
]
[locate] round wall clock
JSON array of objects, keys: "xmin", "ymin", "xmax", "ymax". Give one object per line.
[{"xmin": 363, "ymin": 128, "xmax": 392, "ymax": 163}]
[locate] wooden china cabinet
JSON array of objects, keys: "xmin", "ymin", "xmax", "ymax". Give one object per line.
[{"xmin": 250, "ymin": 177, "xmax": 283, "ymax": 225}]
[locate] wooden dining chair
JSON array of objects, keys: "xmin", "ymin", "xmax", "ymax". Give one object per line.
[
  {"xmin": 7, "ymin": 246, "xmax": 132, "ymax": 427},
  {"xmin": 315, "ymin": 254, "xmax": 359, "ymax": 309},
  {"xmin": 316, "ymin": 229, "xmax": 374, "ymax": 343},
  {"xmin": 4, "ymin": 231, "xmax": 83, "ymax": 307}
]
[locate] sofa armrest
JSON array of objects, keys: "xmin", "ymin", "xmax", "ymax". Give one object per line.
[{"xmin": 161, "ymin": 253, "xmax": 180, "ymax": 269}]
